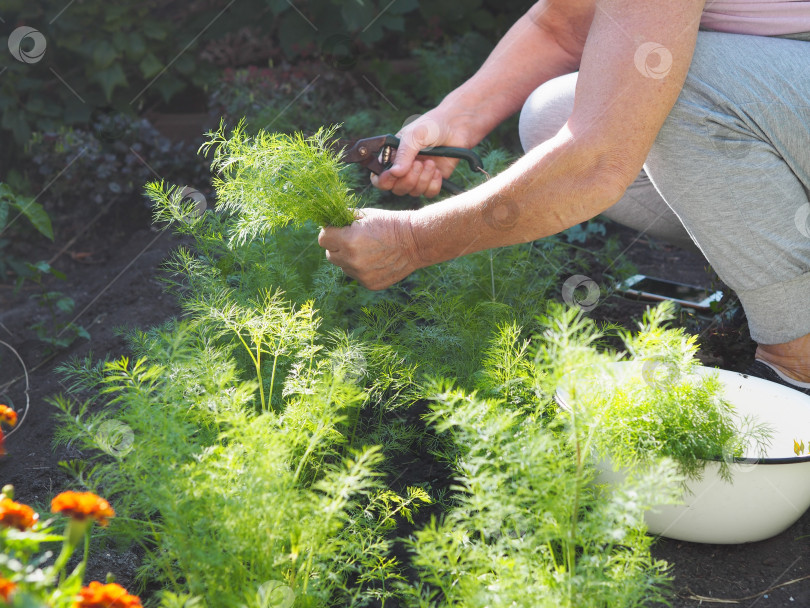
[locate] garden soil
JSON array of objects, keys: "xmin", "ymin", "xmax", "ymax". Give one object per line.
[{"xmin": 1, "ymin": 196, "xmax": 809, "ymax": 607}]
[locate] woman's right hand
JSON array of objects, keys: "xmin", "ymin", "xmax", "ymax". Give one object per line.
[{"xmin": 371, "ymin": 112, "xmax": 473, "ymax": 199}]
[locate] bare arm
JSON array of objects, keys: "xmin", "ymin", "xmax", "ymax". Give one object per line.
[
  {"xmin": 374, "ymin": 1, "xmax": 596, "ymax": 197},
  {"xmin": 431, "ymin": 1, "xmax": 595, "ymax": 147},
  {"xmin": 321, "ymin": 0, "xmax": 706, "ymax": 289}
]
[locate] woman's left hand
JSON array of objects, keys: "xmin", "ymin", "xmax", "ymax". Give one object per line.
[{"xmin": 318, "ymin": 208, "xmax": 423, "ymax": 290}]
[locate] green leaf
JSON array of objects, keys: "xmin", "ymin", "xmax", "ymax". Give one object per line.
[
  {"xmin": 126, "ymin": 32, "xmax": 146, "ymax": 58},
  {"xmin": 0, "ymin": 200, "xmax": 8, "ymax": 232},
  {"xmin": 388, "ymin": 0, "xmax": 418, "ymax": 15},
  {"xmin": 92, "ymin": 41, "xmax": 119, "ymax": 68},
  {"xmin": 13, "ymin": 199, "xmax": 53, "ymax": 240},
  {"xmin": 143, "ymin": 25, "xmax": 169, "ymax": 41},
  {"xmin": 174, "ymin": 54, "xmax": 195, "ymax": 75},
  {"xmin": 27, "ymin": 260, "xmax": 51, "ymax": 275},
  {"xmin": 56, "ymin": 295, "xmax": 76, "ymax": 313},
  {"xmin": 94, "ymin": 64, "xmax": 128, "ymax": 101},
  {"xmin": 278, "ymin": 11, "xmax": 320, "ymax": 56},
  {"xmin": 139, "ymin": 53, "xmax": 163, "ymax": 78},
  {"xmin": 341, "ymin": 2, "xmax": 373, "ymax": 31}
]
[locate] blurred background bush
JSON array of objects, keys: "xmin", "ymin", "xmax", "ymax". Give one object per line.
[{"xmin": 0, "ymin": 0, "xmax": 527, "ymax": 282}]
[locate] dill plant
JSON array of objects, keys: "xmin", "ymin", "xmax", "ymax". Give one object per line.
[
  {"xmin": 55, "ymin": 119, "xmax": 695, "ymax": 608},
  {"xmin": 205, "ymin": 121, "xmax": 357, "ymax": 235},
  {"xmin": 51, "ymin": 322, "xmax": 429, "ymax": 607},
  {"xmin": 147, "ymin": 121, "xmax": 358, "ymax": 244},
  {"xmin": 549, "ymin": 302, "xmax": 772, "ymax": 483},
  {"xmin": 401, "ymin": 380, "xmax": 679, "ymax": 608}
]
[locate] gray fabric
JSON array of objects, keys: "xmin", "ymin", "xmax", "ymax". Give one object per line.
[
  {"xmin": 518, "ymin": 31, "xmax": 810, "ymax": 344},
  {"xmin": 519, "ymin": 73, "xmax": 702, "ymax": 253},
  {"xmin": 646, "ymin": 31, "xmax": 810, "ymax": 344}
]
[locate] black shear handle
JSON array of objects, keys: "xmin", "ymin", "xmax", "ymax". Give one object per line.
[{"xmin": 383, "ymin": 135, "xmax": 485, "ymax": 194}]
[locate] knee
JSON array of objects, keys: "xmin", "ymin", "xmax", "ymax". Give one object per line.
[{"xmin": 518, "ymin": 72, "xmax": 578, "ymax": 153}]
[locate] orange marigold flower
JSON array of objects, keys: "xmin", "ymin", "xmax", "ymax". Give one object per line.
[
  {"xmin": 73, "ymin": 582, "xmax": 142, "ymax": 608},
  {"xmin": 0, "ymin": 405, "xmax": 16, "ymax": 428},
  {"xmin": 51, "ymin": 491, "xmax": 115, "ymax": 526},
  {"xmin": 0, "ymin": 497, "xmax": 38, "ymax": 530},
  {"xmin": 0, "ymin": 577, "xmax": 16, "ymax": 602}
]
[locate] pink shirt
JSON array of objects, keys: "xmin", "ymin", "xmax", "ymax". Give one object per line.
[{"xmin": 701, "ymin": 0, "xmax": 810, "ymax": 35}]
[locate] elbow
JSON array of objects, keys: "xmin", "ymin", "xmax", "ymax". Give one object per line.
[{"xmin": 592, "ymin": 160, "xmax": 636, "ymax": 210}]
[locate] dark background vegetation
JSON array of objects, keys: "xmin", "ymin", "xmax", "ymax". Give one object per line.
[
  {"xmin": 1, "ymin": 0, "xmax": 525, "ymax": 167},
  {"xmin": 1, "ymin": 0, "xmax": 527, "ymax": 282}
]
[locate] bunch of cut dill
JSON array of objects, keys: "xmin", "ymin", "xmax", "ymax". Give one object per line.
[{"xmin": 147, "ymin": 121, "xmax": 358, "ymax": 244}]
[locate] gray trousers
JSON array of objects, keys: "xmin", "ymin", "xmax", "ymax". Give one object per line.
[{"xmin": 519, "ymin": 31, "xmax": 810, "ymax": 345}]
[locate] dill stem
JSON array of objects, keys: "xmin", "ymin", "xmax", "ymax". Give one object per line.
[
  {"xmin": 256, "ymin": 339, "xmax": 266, "ymax": 412},
  {"xmin": 567, "ymin": 404, "xmax": 583, "ymax": 599},
  {"xmin": 234, "ymin": 330, "xmax": 265, "ymax": 411},
  {"xmin": 269, "ymin": 350, "xmax": 280, "ymax": 412}
]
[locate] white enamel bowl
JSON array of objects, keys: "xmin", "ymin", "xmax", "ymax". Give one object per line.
[{"xmin": 556, "ymin": 362, "xmax": 810, "ymax": 544}]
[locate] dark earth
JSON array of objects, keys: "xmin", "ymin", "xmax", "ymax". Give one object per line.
[{"xmin": 1, "ymin": 184, "xmax": 809, "ymax": 607}]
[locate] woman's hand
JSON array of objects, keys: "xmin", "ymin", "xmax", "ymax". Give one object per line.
[
  {"xmin": 318, "ymin": 208, "xmax": 423, "ymax": 290},
  {"xmin": 371, "ymin": 112, "xmax": 472, "ymax": 199}
]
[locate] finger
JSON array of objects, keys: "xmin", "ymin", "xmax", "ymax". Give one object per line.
[
  {"xmin": 411, "ymin": 160, "xmax": 437, "ymax": 198},
  {"xmin": 425, "ymin": 168, "xmax": 444, "ymax": 199},
  {"xmin": 388, "ymin": 138, "xmax": 421, "ymax": 178},
  {"xmin": 392, "ymin": 160, "xmax": 424, "ymax": 197},
  {"xmin": 373, "ymin": 168, "xmax": 400, "ymax": 191},
  {"xmin": 318, "ymin": 226, "xmax": 341, "ymax": 251}
]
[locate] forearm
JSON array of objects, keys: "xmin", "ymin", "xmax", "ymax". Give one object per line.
[
  {"xmin": 406, "ymin": 129, "xmax": 624, "ymax": 266},
  {"xmin": 436, "ymin": 2, "xmax": 593, "ymax": 147},
  {"xmin": 407, "ymin": 0, "xmax": 703, "ymax": 268}
]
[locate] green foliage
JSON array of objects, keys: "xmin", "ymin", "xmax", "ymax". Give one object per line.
[
  {"xmin": 51, "ymin": 322, "xmax": 426, "ymax": 607},
  {"xmin": 18, "ymin": 261, "xmax": 90, "ymax": 351},
  {"xmin": 29, "ymin": 291, "xmax": 91, "ymax": 351},
  {"xmin": 402, "ymin": 383, "xmax": 679, "ymax": 608},
  {"xmin": 0, "ymin": 183, "xmax": 52, "ymax": 240},
  {"xmin": 147, "ymin": 122, "xmax": 357, "ymax": 245},
  {"xmin": 0, "ymin": 1, "xmax": 223, "ymax": 149},
  {"xmin": 554, "ymin": 302, "xmax": 772, "ymax": 483},
  {"xmin": 46, "ymin": 119, "xmax": 754, "ymax": 607},
  {"xmin": 26, "ymin": 115, "xmax": 208, "ymax": 206},
  {"xmin": 412, "ymin": 32, "xmax": 494, "ymax": 105},
  {"xmin": 0, "ymin": 183, "xmax": 56, "ymax": 282}
]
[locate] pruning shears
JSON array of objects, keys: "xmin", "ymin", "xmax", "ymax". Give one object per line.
[{"xmin": 341, "ymin": 134, "xmax": 485, "ymax": 195}]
